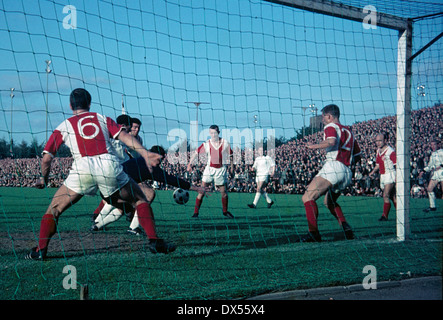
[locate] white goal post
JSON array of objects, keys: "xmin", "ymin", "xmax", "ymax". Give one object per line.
[{"xmin": 265, "ymin": 0, "xmax": 413, "ymax": 241}]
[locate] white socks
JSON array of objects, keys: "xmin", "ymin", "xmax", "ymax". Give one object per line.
[
  {"xmin": 129, "ymin": 211, "xmax": 139, "ymax": 230},
  {"xmin": 94, "ymin": 203, "xmax": 123, "ymax": 229},
  {"xmin": 253, "ymin": 192, "xmax": 272, "ymax": 206},
  {"xmin": 428, "ymin": 192, "xmax": 436, "ymax": 208}
]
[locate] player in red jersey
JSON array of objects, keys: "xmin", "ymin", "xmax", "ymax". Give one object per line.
[
  {"xmin": 25, "ymin": 88, "xmax": 175, "ymax": 260},
  {"xmin": 301, "ymin": 104, "xmax": 361, "ymax": 242},
  {"xmin": 369, "ymin": 133, "xmax": 397, "ymax": 221},
  {"xmin": 187, "ymin": 125, "xmax": 234, "ymax": 218}
]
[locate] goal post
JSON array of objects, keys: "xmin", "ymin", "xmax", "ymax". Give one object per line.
[
  {"xmin": 265, "ymin": 0, "xmax": 413, "ymax": 241},
  {"xmin": 395, "ymin": 24, "xmax": 413, "ymax": 241}
]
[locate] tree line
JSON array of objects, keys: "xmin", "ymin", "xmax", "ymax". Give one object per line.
[{"xmin": 0, "ymin": 138, "xmax": 71, "ymax": 159}]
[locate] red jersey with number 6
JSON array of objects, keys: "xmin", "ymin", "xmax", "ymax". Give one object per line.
[
  {"xmin": 323, "ymin": 122, "xmax": 361, "ymax": 167},
  {"xmin": 43, "ymin": 111, "xmax": 122, "ymax": 159}
]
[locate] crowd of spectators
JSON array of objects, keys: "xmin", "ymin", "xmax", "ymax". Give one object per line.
[
  {"xmin": 1, "ymin": 104, "xmax": 441, "ymax": 200},
  {"xmin": 0, "ymin": 157, "xmax": 72, "ymax": 188}
]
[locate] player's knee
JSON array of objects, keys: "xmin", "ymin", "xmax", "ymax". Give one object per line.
[
  {"xmin": 301, "ymin": 193, "xmax": 312, "ymax": 203},
  {"xmin": 47, "ymin": 209, "xmax": 60, "ymax": 219},
  {"xmin": 145, "ymin": 188, "xmax": 156, "ymax": 202},
  {"xmin": 135, "ymin": 199, "xmax": 149, "ymax": 208}
]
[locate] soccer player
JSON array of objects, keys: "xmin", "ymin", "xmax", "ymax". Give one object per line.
[
  {"xmin": 248, "ymin": 147, "xmax": 275, "ymax": 208},
  {"xmin": 128, "ymin": 117, "xmax": 143, "ymax": 158},
  {"xmin": 369, "ymin": 133, "xmax": 397, "ymax": 221},
  {"xmin": 419, "ymin": 139, "xmax": 443, "ymax": 212},
  {"xmin": 91, "ymin": 114, "xmax": 134, "ymax": 223},
  {"xmin": 300, "ymin": 104, "xmax": 361, "ymax": 242},
  {"xmin": 94, "ymin": 145, "xmax": 211, "ymax": 234},
  {"xmin": 25, "ymin": 88, "xmax": 175, "ymax": 260},
  {"xmin": 187, "ymin": 124, "xmax": 234, "ymax": 218}
]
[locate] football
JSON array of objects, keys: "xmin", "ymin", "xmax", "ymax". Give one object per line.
[{"xmin": 173, "ymin": 188, "xmax": 189, "ymax": 205}]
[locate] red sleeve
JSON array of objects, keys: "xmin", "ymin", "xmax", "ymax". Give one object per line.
[
  {"xmin": 43, "ymin": 130, "xmax": 64, "ymax": 157},
  {"xmin": 390, "ymin": 151, "xmax": 396, "ymax": 164},
  {"xmin": 197, "ymin": 143, "xmax": 206, "ymax": 154},
  {"xmin": 106, "ymin": 117, "xmax": 123, "ymax": 138},
  {"xmin": 324, "ymin": 126, "xmax": 337, "ymax": 139},
  {"xmin": 376, "ymin": 153, "xmax": 381, "ymax": 166}
]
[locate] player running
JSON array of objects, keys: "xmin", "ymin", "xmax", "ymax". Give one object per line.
[
  {"xmin": 187, "ymin": 125, "xmax": 234, "ymax": 218},
  {"xmin": 300, "ymin": 104, "xmax": 361, "ymax": 242},
  {"xmin": 25, "ymin": 88, "xmax": 175, "ymax": 260},
  {"xmin": 248, "ymin": 147, "xmax": 275, "ymax": 209},
  {"xmin": 419, "ymin": 139, "xmax": 443, "ymax": 212},
  {"xmin": 369, "ymin": 133, "xmax": 397, "ymax": 221}
]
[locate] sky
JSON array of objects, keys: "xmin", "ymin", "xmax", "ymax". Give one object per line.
[{"xmin": 0, "ymin": 0, "xmax": 441, "ymax": 150}]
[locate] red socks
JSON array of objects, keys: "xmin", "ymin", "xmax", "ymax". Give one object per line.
[
  {"xmin": 304, "ymin": 200, "xmax": 319, "ymax": 232},
  {"xmin": 194, "ymin": 196, "xmax": 229, "ymax": 214},
  {"xmin": 136, "ymin": 202, "xmax": 158, "ymax": 239},
  {"xmin": 93, "ymin": 200, "xmax": 105, "ymax": 215},
  {"xmin": 383, "ymin": 202, "xmax": 391, "ymax": 218},
  {"xmin": 222, "ymin": 196, "xmax": 228, "ymax": 213},
  {"xmin": 327, "ymin": 203, "xmax": 346, "ymax": 225},
  {"xmin": 38, "ymin": 214, "xmax": 57, "ymax": 252},
  {"xmin": 194, "ymin": 197, "xmax": 203, "ymax": 214}
]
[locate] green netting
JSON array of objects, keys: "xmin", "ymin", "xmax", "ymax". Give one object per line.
[{"xmin": 0, "ymin": 0, "xmax": 441, "ymax": 300}]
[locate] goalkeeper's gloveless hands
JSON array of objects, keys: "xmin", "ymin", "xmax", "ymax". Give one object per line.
[{"xmin": 34, "ymin": 177, "xmax": 46, "ymax": 189}]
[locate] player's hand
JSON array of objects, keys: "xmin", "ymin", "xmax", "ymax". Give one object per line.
[
  {"xmin": 34, "ymin": 177, "xmax": 46, "ymax": 189},
  {"xmin": 144, "ymin": 152, "xmax": 162, "ymax": 173},
  {"xmin": 186, "ymin": 164, "xmax": 193, "ymax": 172}
]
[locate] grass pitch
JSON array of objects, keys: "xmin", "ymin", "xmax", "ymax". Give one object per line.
[{"xmin": 0, "ymin": 187, "xmax": 441, "ymax": 300}]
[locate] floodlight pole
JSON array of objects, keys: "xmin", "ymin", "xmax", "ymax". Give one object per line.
[
  {"xmin": 309, "ymin": 104, "xmax": 317, "ymax": 135},
  {"xmin": 121, "ymin": 94, "xmax": 126, "ymax": 115},
  {"xmin": 185, "ymin": 101, "xmax": 209, "ymax": 137},
  {"xmin": 9, "ymin": 88, "xmax": 14, "ymax": 157},
  {"xmin": 45, "ymin": 60, "xmax": 52, "ymax": 142},
  {"xmin": 293, "ymin": 106, "xmax": 308, "ymax": 138},
  {"xmin": 185, "ymin": 101, "xmax": 209, "ymax": 163}
]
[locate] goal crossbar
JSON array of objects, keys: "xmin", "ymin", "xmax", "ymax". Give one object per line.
[{"xmin": 264, "ymin": 0, "xmax": 410, "ymax": 30}]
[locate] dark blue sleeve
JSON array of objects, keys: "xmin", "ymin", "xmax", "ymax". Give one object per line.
[{"xmin": 122, "ymin": 158, "xmax": 191, "ymax": 190}]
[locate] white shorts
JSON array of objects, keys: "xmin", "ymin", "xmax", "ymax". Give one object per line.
[
  {"xmin": 202, "ymin": 166, "xmax": 227, "ymax": 186},
  {"xmin": 380, "ymin": 171, "xmax": 396, "ymax": 189},
  {"xmin": 316, "ymin": 161, "xmax": 352, "ymax": 193},
  {"xmin": 256, "ymin": 175, "xmax": 269, "ymax": 184},
  {"xmin": 64, "ymin": 154, "xmax": 130, "ymax": 198},
  {"xmin": 431, "ymin": 169, "xmax": 443, "ymax": 182}
]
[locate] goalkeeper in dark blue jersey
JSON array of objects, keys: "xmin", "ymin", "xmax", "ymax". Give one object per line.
[{"xmin": 92, "ymin": 145, "xmax": 210, "ymax": 234}]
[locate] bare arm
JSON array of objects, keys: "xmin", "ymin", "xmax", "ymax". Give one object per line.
[
  {"xmin": 35, "ymin": 153, "xmax": 53, "ymax": 188},
  {"xmin": 369, "ymin": 164, "xmax": 379, "ymax": 177},
  {"xmin": 117, "ymin": 130, "xmax": 161, "ymax": 172},
  {"xmin": 307, "ymin": 138, "xmax": 335, "ymax": 150},
  {"xmin": 269, "ymin": 166, "xmax": 275, "ymax": 177},
  {"xmin": 187, "ymin": 150, "xmax": 198, "ymax": 172}
]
